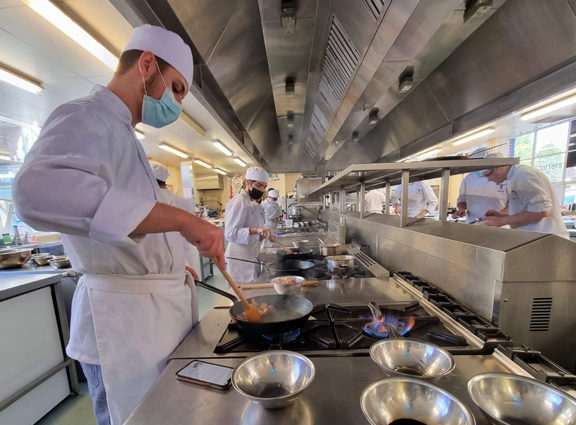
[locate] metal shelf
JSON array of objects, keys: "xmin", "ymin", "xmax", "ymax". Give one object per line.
[
  {"xmin": 311, "ymin": 158, "xmax": 519, "ymax": 195},
  {"xmin": 312, "ymin": 158, "xmax": 519, "ymax": 227}
]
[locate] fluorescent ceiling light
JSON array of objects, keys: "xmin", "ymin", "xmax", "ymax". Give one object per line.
[
  {"xmin": 520, "ymin": 88, "xmax": 576, "ymax": 121},
  {"xmin": 0, "ymin": 155, "xmax": 11, "ymax": 161},
  {"xmin": 451, "ymin": 127, "xmax": 495, "ymax": 146},
  {"xmin": 194, "ymin": 159, "xmax": 212, "ymax": 169},
  {"xmin": 214, "ymin": 168, "xmax": 228, "ymax": 175},
  {"xmin": 212, "ymin": 140, "xmax": 232, "ymax": 156},
  {"xmin": 0, "ymin": 66, "xmax": 43, "ymax": 94},
  {"xmin": 179, "ymin": 112, "xmax": 206, "ymax": 136},
  {"xmin": 25, "ymin": 0, "xmax": 118, "ymax": 71},
  {"xmin": 135, "ymin": 129, "xmax": 145, "ymax": 140},
  {"xmin": 158, "ymin": 143, "xmax": 189, "ymax": 159},
  {"xmin": 233, "ymin": 157, "xmax": 247, "ymax": 167}
]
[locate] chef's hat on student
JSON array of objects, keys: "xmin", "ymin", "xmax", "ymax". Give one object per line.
[
  {"xmin": 245, "ymin": 167, "xmax": 269, "ymax": 183},
  {"xmin": 268, "ymin": 189, "xmax": 279, "ymax": 198},
  {"xmin": 149, "ymin": 160, "xmax": 169, "ymax": 182},
  {"xmin": 123, "ymin": 24, "xmax": 194, "ymax": 87}
]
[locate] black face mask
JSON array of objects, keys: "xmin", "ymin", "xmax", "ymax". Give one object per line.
[{"xmin": 249, "ymin": 187, "xmax": 264, "ymax": 200}]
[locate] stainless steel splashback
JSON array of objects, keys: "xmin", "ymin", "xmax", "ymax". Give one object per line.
[{"xmin": 323, "ymin": 210, "xmax": 576, "ymax": 371}]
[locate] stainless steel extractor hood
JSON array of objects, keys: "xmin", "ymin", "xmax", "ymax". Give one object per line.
[{"xmin": 111, "ymin": 0, "xmax": 576, "ymax": 175}]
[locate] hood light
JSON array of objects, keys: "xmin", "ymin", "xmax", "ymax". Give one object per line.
[
  {"xmin": 288, "ymin": 134, "xmax": 295, "ymax": 145},
  {"xmin": 352, "ymin": 131, "xmax": 360, "ymax": 142},
  {"xmin": 281, "ymin": 0, "xmax": 296, "ymax": 34},
  {"xmin": 158, "ymin": 143, "xmax": 189, "ymax": 159},
  {"xmin": 233, "ymin": 157, "xmax": 247, "ymax": 167},
  {"xmin": 520, "ymin": 88, "xmax": 576, "ymax": 121},
  {"xmin": 194, "ymin": 159, "xmax": 212, "ymax": 169},
  {"xmin": 0, "ymin": 65, "xmax": 43, "ymax": 94},
  {"xmin": 214, "ymin": 168, "xmax": 228, "ymax": 175},
  {"xmin": 0, "ymin": 155, "xmax": 11, "ymax": 161},
  {"xmin": 285, "ymin": 76, "xmax": 295, "ymax": 98},
  {"xmin": 368, "ymin": 108, "xmax": 379, "ymax": 125},
  {"xmin": 398, "ymin": 66, "xmax": 414, "ymax": 94},
  {"xmin": 212, "ymin": 140, "xmax": 232, "ymax": 156},
  {"xmin": 25, "ymin": 0, "xmax": 118, "ymax": 71},
  {"xmin": 451, "ymin": 127, "xmax": 495, "ymax": 146},
  {"xmin": 287, "ymin": 110, "xmax": 295, "ymax": 128}
]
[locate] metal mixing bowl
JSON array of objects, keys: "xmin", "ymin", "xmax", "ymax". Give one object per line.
[
  {"xmin": 369, "ymin": 339, "xmax": 456, "ymax": 378},
  {"xmin": 31, "ymin": 253, "xmax": 53, "ymax": 266},
  {"xmin": 0, "ymin": 248, "xmax": 31, "ymax": 269},
  {"xmin": 361, "ymin": 377, "xmax": 476, "ymax": 425},
  {"xmin": 232, "ymin": 350, "xmax": 315, "ymax": 409},
  {"xmin": 270, "ymin": 275, "xmax": 303, "ymax": 295},
  {"xmin": 467, "ymin": 373, "xmax": 576, "ymax": 425},
  {"xmin": 325, "ymin": 255, "xmax": 355, "ymax": 274},
  {"xmin": 49, "ymin": 255, "xmax": 71, "ymax": 268}
]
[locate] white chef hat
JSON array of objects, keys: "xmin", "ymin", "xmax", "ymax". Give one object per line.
[
  {"xmin": 123, "ymin": 25, "xmax": 194, "ymax": 88},
  {"xmin": 268, "ymin": 189, "xmax": 279, "ymax": 198},
  {"xmin": 149, "ymin": 160, "xmax": 169, "ymax": 182},
  {"xmin": 245, "ymin": 167, "xmax": 269, "ymax": 183}
]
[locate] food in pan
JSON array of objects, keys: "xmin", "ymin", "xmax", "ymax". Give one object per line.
[{"xmin": 238, "ymin": 302, "xmax": 275, "ymax": 321}]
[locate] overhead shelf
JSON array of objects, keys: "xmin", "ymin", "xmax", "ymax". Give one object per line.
[{"xmin": 310, "ymin": 158, "xmax": 520, "ymax": 195}]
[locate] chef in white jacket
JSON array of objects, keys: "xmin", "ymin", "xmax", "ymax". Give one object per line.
[
  {"xmin": 453, "ymin": 152, "xmax": 509, "ymax": 223},
  {"xmin": 12, "ymin": 25, "xmax": 224, "ymax": 425},
  {"xmin": 261, "ymin": 189, "xmax": 282, "ymax": 229},
  {"xmin": 393, "ymin": 181, "xmax": 439, "ymax": 218},
  {"xmin": 365, "ymin": 189, "xmax": 386, "ymax": 214},
  {"xmin": 149, "ymin": 160, "xmax": 201, "ymax": 318},
  {"xmin": 225, "ymin": 167, "xmax": 276, "ymax": 282},
  {"xmin": 482, "ymin": 163, "xmax": 569, "ymax": 238}
]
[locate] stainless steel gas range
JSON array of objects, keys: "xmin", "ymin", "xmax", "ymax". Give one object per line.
[{"xmin": 124, "ymin": 255, "xmax": 576, "ymax": 425}]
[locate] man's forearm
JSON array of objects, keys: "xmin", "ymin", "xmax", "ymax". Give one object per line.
[
  {"xmin": 131, "ymin": 202, "xmax": 190, "ymax": 235},
  {"xmin": 505, "ymin": 210, "xmax": 549, "ymax": 228}
]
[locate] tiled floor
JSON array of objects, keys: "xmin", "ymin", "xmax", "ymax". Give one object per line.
[{"xmin": 36, "ymin": 270, "xmax": 230, "ymax": 425}]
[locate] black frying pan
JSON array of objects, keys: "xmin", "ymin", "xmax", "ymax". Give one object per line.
[
  {"xmin": 227, "ymin": 257, "xmax": 315, "ymax": 277},
  {"xmin": 276, "ymin": 248, "xmax": 315, "ymax": 261},
  {"xmin": 195, "ymin": 280, "xmax": 314, "ymax": 335}
]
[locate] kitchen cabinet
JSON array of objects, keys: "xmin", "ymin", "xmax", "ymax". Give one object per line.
[{"xmin": 0, "ymin": 273, "xmax": 78, "ymax": 425}]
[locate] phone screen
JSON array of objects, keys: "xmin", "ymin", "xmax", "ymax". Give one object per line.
[{"xmin": 176, "ymin": 360, "xmax": 233, "ymax": 388}]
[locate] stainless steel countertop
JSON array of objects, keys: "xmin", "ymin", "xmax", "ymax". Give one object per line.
[
  {"xmin": 0, "ymin": 272, "xmax": 65, "ymax": 301},
  {"xmin": 125, "ymin": 354, "xmax": 527, "ymax": 425}
]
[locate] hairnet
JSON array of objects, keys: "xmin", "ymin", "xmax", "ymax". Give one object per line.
[
  {"xmin": 245, "ymin": 167, "xmax": 269, "ymax": 183},
  {"xmin": 268, "ymin": 189, "xmax": 279, "ymax": 198},
  {"xmin": 149, "ymin": 160, "xmax": 169, "ymax": 182}
]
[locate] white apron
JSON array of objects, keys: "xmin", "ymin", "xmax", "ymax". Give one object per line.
[{"xmin": 82, "ymin": 271, "xmax": 198, "ymax": 425}]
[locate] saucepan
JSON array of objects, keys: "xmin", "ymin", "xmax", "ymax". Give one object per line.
[
  {"xmin": 195, "ymin": 280, "xmax": 314, "ymax": 335},
  {"xmin": 227, "ymin": 257, "xmax": 315, "ymax": 277},
  {"xmin": 325, "ymin": 255, "xmax": 355, "ymax": 274},
  {"xmin": 319, "ymin": 243, "xmax": 343, "ymax": 256}
]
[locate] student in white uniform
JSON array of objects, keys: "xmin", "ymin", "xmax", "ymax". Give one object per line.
[
  {"xmin": 225, "ymin": 167, "xmax": 276, "ymax": 283},
  {"xmin": 149, "ymin": 160, "xmax": 203, "ymax": 290},
  {"xmin": 365, "ymin": 189, "xmax": 386, "ymax": 214},
  {"xmin": 392, "ymin": 181, "xmax": 439, "ymax": 218},
  {"xmin": 12, "ymin": 25, "xmax": 225, "ymax": 425},
  {"xmin": 261, "ymin": 189, "xmax": 282, "ymax": 229},
  {"xmin": 453, "ymin": 152, "xmax": 509, "ymax": 223},
  {"xmin": 482, "ymin": 163, "xmax": 569, "ymax": 238}
]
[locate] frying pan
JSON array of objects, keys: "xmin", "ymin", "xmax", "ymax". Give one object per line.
[
  {"xmin": 275, "ymin": 248, "xmax": 315, "ymax": 261},
  {"xmin": 227, "ymin": 257, "xmax": 315, "ymax": 277},
  {"xmin": 195, "ymin": 280, "xmax": 314, "ymax": 335}
]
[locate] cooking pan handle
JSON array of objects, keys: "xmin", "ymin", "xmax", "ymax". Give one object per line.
[
  {"xmin": 226, "ymin": 256, "xmax": 267, "ymax": 269},
  {"xmin": 195, "ymin": 280, "xmax": 238, "ymax": 302}
]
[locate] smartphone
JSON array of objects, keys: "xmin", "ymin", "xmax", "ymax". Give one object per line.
[{"xmin": 176, "ymin": 360, "xmax": 234, "ymax": 390}]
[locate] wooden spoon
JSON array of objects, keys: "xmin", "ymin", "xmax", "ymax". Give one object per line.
[
  {"xmin": 215, "ymin": 262, "xmax": 262, "ymax": 322},
  {"xmin": 275, "ymin": 240, "xmax": 294, "ymax": 254}
]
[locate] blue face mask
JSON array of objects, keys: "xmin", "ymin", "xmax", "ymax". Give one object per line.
[{"xmin": 141, "ymin": 63, "xmax": 182, "ymax": 128}]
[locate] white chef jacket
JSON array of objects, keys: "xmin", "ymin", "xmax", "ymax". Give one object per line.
[
  {"xmin": 261, "ymin": 198, "xmax": 282, "ymax": 227},
  {"xmin": 365, "ymin": 189, "xmax": 386, "ymax": 214},
  {"xmin": 12, "ymin": 85, "xmax": 194, "ymax": 425},
  {"xmin": 392, "ymin": 181, "xmax": 439, "ymax": 217},
  {"xmin": 224, "ymin": 190, "xmax": 265, "ymax": 282},
  {"xmin": 505, "ymin": 165, "xmax": 569, "ymax": 238},
  {"xmin": 457, "ymin": 172, "xmax": 509, "ymax": 223}
]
